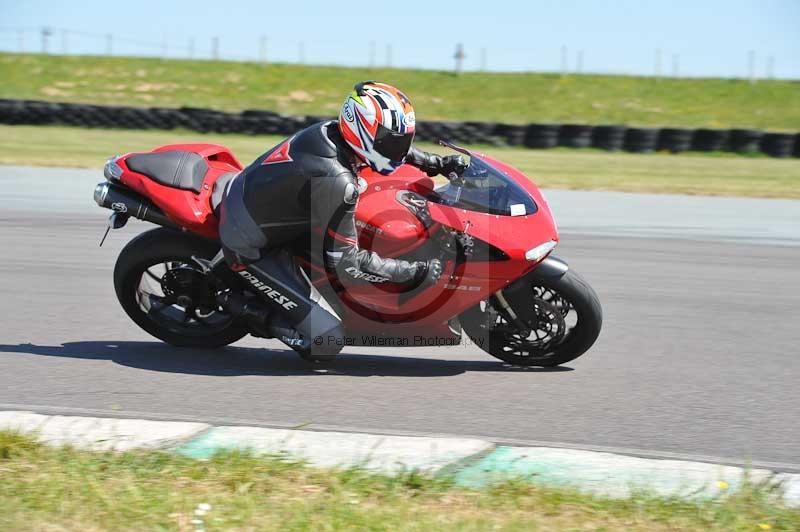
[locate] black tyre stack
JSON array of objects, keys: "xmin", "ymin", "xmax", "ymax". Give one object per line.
[
  {"xmin": 558, "ymin": 124, "xmax": 594, "ymax": 149},
  {"xmin": 1, "ymin": 98, "xmax": 799, "ymax": 158},
  {"xmin": 760, "ymin": 133, "xmax": 796, "ymax": 158},
  {"xmin": 495, "ymin": 124, "xmax": 526, "ymax": 146},
  {"xmin": 524, "ymin": 124, "xmax": 560, "ymax": 149},
  {"xmin": 624, "ymin": 128, "xmax": 660, "ymax": 153},
  {"xmin": 658, "ymin": 128, "xmax": 694, "ymax": 153},
  {"xmin": 691, "ymin": 128, "xmax": 729, "ymax": 152},
  {"xmin": 729, "ymin": 129, "xmax": 764, "ymax": 153},
  {"xmin": 591, "ymin": 125, "xmax": 627, "ymax": 151}
]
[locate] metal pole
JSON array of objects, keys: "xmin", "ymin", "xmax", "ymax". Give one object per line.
[
  {"xmin": 41, "ymin": 27, "xmax": 52, "ymax": 54},
  {"xmin": 259, "ymin": 36, "xmax": 267, "ymax": 64},
  {"xmin": 576, "ymin": 49, "xmax": 584, "ymax": 74},
  {"xmin": 188, "ymin": 37, "xmax": 195, "ymax": 59},
  {"xmin": 766, "ymin": 55, "xmax": 774, "ymax": 79},
  {"xmin": 454, "ymin": 43, "xmax": 465, "ymax": 74},
  {"xmin": 161, "ymin": 33, "xmax": 168, "ymax": 59},
  {"xmin": 560, "ymin": 45, "xmax": 568, "ymax": 76},
  {"xmin": 385, "ymin": 44, "xmax": 392, "ymax": 67},
  {"xmin": 369, "ymin": 40, "xmax": 375, "ymax": 68},
  {"xmin": 671, "ymin": 53, "xmax": 679, "ymax": 77},
  {"xmin": 61, "ymin": 29, "xmax": 68, "ymax": 54},
  {"xmin": 655, "ymin": 48, "xmax": 662, "ymax": 79},
  {"xmin": 212, "ymin": 37, "xmax": 219, "ymax": 60},
  {"xmin": 298, "ymin": 42, "xmax": 305, "ymax": 64},
  {"xmin": 748, "ymin": 50, "xmax": 755, "ymax": 84},
  {"xmin": 106, "ymin": 34, "xmax": 112, "ymax": 55}
]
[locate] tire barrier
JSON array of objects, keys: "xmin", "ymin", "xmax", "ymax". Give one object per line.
[
  {"xmin": 1, "ymin": 98, "xmax": 798, "ymax": 158},
  {"xmin": 760, "ymin": 133, "xmax": 797, "ymax": 158},
  {"xmin": 558, "ymin": 124, "xmax": 594, "ymax": 149},
  {"xmin": 691, "ymin": 128, "xmax": 729, "ymax": 152},
  {"xmin": 524, "ymin": 124, "xmax": 560, "ymax": 149},
  {"xmin": 624, "ymin": 128, "xmax": 660, "ymax": 153},
  {"xmin": 657, "ymin": 128, "xmax": 694, "ymax": 153},
  {"xmin": 729, "ymin": 128, "xmax": 764, "ymax": 153},
  {"xmin": 591, "ymin": 125, "xmax": 627, "ymax": 151}
]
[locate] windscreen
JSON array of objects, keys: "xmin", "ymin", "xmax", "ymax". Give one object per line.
[{"xmin": 427, "ymin": 154, "xmax": 538, "ymax": 216}]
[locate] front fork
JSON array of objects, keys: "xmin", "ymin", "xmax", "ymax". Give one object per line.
[{"xmin": 494, "ymin": 255, "xmax": 571, "ymax": 329}]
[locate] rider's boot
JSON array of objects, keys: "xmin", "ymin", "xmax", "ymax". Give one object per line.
[{"xmin": 212, "ymin": 248, "xmax": 342, "ymax": 362}]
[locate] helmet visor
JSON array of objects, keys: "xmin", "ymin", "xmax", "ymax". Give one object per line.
[{"xmin": 373, "ymin": 123, "xmax": 414, "ymax": 164}]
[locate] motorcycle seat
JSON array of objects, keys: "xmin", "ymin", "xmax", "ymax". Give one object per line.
[{"xmin": 126, "ymin": 150, "xmax": 208, "ymax": 194}]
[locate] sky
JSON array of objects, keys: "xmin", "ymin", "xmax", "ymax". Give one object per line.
[{"xmin": 1, "ymin": 0, "xmax": 799, "ymax": 78}]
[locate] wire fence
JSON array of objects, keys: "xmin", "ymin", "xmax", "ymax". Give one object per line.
[{"xmin": 0, "ymin": 26, "xmax": 784, "ymax": 81}]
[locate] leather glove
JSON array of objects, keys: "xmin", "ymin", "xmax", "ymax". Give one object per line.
[
  {"xmin": 413, "ymin": 258, "xmax": 443, "ymax": 287},
  {"xmin": 440, "ymin": 155, "xmax": 468, "ymax": 178}
]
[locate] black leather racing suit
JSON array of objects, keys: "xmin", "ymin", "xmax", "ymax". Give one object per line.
[{"xmin": 217, "ymin": 120, "xmax": 450, "ymax": 357}]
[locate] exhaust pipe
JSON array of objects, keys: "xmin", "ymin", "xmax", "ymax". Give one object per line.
[{"xmin": 93, "ymin": 181, "xmax": 179, "ymax": 229}]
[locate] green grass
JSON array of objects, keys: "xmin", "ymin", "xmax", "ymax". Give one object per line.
[
  {"xmin": 0, "ymin": 430, "xmax": 797, "ymax": 531},
  {"xmin": 2, "ymin": 53, "xmax": 799, "ymax": 130},
  {"xmin": 2, "ymin": 124, "xmax": 799, "ymax": 198}
]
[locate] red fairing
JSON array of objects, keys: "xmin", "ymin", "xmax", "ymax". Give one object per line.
[
  {"xmin": 117, "ymin": 141, "xmax": 560, "ymax": 333},
  {"xmin": 116, "ymin": 144, "xmax": 242, "ymax": 239},
  {"xmin": 354, "ymin": 165, "xmax": 435, "ymax": 256}
]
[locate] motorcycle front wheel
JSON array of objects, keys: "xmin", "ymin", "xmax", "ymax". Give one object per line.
[
  {"xmin": 460, "ymin": 268, "xmax": 602, "ymax": 367},
  {"xmin": 113, "ymin": 228, "xmax": 248, "ymax": 348}
]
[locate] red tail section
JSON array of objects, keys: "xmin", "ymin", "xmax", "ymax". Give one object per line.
[{"xmin": 115, "ymin": 144, "xmax": 242, "ymax": 239}]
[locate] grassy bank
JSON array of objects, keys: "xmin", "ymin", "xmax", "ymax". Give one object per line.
[
  {"xmin": 2, "ymin": 53, "xmax": 799, "ymax": 130},
  {"xmin": 0, "ymin": 430, "xmax": 796, "ymax": 531},
  {"xmin": 2, "ymin": 124, "xmax": 799, "ymax": 198}
]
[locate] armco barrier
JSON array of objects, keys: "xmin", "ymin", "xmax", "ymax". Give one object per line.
[{"xmin": 0, "ymin": 99, "xmax": 797, "ymax": 158}]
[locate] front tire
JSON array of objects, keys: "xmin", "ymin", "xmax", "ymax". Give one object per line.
[
  {"xmin": 460, "ymin": 268, "xmax": 602, "ymax": 366},
  {"xmin": 113, "ymin": 228, "xmax": 248, "ymax": 348}
]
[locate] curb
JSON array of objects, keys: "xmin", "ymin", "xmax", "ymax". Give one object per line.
[
  {"xmin": 1, "ymin": 410, "xmax": 797, "ymax": 506},
  {"xmin": 177, "ymin": 425, "xmax": 492, "ymax": 473}
]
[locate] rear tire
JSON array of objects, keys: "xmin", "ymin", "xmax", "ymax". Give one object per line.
[
  {"xmin": 114, "ymin": 228, "xmax": 248, "ymax": 348},
  {"xmin": 460, "ymin": 269, "xmax": 602, "ymax": 366}
]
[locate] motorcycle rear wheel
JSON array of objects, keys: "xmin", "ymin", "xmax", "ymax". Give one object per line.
[
  {"xmin": 460, "ymin": 268, "xmax": 602, "ymax": 367},
  {"xmin": 113, "ymin": 228, "xmax": 248, "ymax": 348}
]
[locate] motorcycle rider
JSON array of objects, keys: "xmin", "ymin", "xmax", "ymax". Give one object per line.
[{"xmin": 215, "ymin": 81, "xmax": 467, "ymax": 360}]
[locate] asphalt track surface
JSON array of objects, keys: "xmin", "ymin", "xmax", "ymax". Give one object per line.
[{"xmin": 1, "ymin": 165, "xmax": 799, "ymax": 469}]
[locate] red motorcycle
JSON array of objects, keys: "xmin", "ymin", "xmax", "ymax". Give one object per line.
[{"xmin": 93, "ymin": 140, "xmax": 602, "ymax": 366}]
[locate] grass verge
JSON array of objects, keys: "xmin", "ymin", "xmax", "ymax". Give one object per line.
[
  {"xmin": 2, "ymin": 124, "xmax": 799, "ymax": 198},
  {"xmin": 2, "ymin": 53, "xmax": 800, "ymax": 130},
  {"xmin": 0, "ymin": 430, "xmax": 797, "ymax": 531}
]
